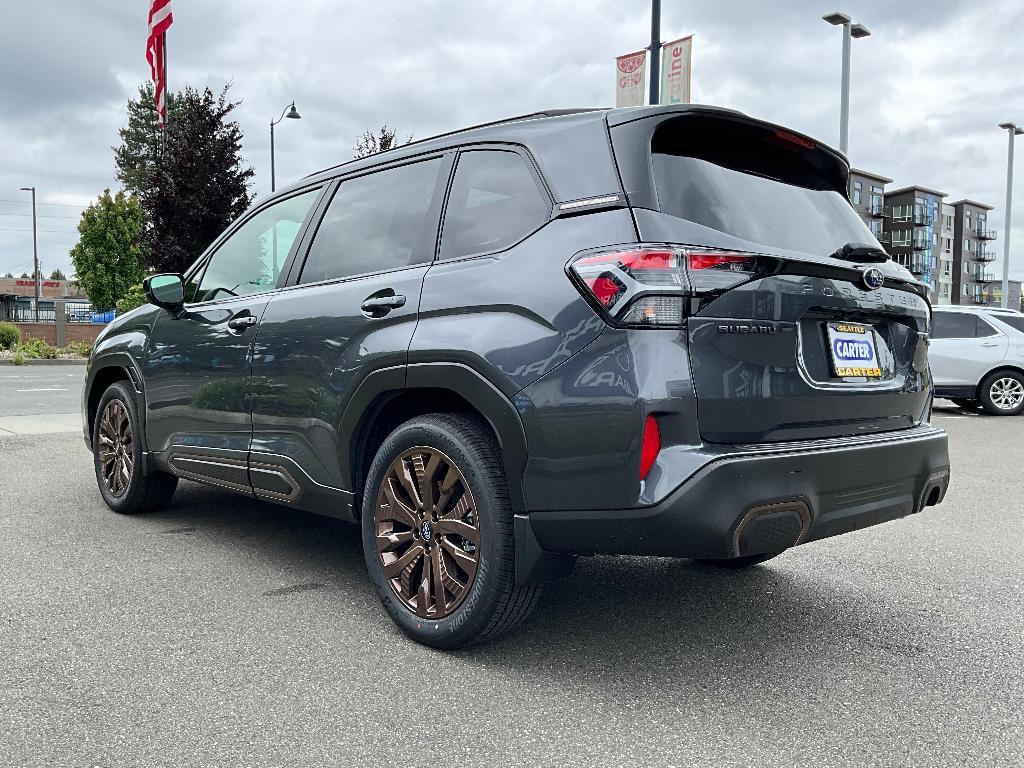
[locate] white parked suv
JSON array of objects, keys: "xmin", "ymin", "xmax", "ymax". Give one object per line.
[{"xmin": 930, "ymin": 305, "xmax": 1024, "ymax": 415}]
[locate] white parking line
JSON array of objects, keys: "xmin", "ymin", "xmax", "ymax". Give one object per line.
[{"xmin": 15, "ymin": 388, "xmax": 68, "ymax": 392}]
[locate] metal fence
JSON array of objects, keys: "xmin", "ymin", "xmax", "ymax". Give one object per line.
[{"xmin": 10, "ymin": 301, "xmax": 112, "ymax": 324}]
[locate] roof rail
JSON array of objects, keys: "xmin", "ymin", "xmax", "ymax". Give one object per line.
[{"xmin": 307, "ymin": 108, "xmax": 608, "ymax": 180}]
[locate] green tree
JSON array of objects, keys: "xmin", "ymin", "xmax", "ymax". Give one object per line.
[
  {"xmin": 113, "ymin": 82, "xmax": 182, "ymax": 199},
  {"xmin": 141, "ymin": 84, "xmax": 253, "ymax": 274},
  {"xmin": 2, "ymin": 272, "xmax": 13, "ymax": 278},
  {"xmin": 353, "ymin": 125, "xmax": 413, "ymax": 158},
  {"xmin": 48, "ymin": 268, "xmax": 66, "ymax": 280},
  {"xmin": 19, "ymin": 272, "xmax": 29, "ymax": 279},
  {"xmin": 69, "ymin": 189, "xmax": 145, "ymax": 311}
]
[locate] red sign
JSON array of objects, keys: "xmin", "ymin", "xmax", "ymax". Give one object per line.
[{"xmin": 14, "ymin": 280, "xmax": 61, "ymax": 288}]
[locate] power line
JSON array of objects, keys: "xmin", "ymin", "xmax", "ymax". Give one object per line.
[
  {"xmin": 0, "ymin": 212, "xmax": 81, "ymax": 220},
  {"xmin": 0, "ymin": 227, "xmax": 79, "ymax": 235},
  {"xmin": 0, "ymin": 198, "xmax": 87, "ymax": 208}
]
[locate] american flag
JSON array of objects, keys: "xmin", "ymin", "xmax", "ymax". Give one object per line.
[{"xmin": 146, "ymin": 0, "xmax": 174, "ymax": 128}]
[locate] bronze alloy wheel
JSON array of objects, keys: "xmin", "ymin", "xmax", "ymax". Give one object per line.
[
  {"xmin": 98, "ymin": 399, "xmax": 134, "ymax": 498},
  {"xmin": 374, "ymin": 446, "xmax": 481, "ymax": 619}
]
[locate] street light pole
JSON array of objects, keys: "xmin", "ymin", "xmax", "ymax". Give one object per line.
[
  {"xmin": 649, "ymin": 0, "xmax": 661, "ymax": 105},
  {"xmin": 998, "ymin": 122, "xmax": 1023, "ymax": 309},
  {"xmin": 269, "ymin": 101, "xmax": 301, "ymax": 193},
  {"xmin": 19, "ymin": 186, "xmax": 39, "ymax": 321},
  {"xmin": 823, "ymin": 12, "xmax": 871, "ymax": 156}
]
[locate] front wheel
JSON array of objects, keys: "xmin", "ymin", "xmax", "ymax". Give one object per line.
[
  {"xmin": 93, "ymin": 381, "xmax": 177, "ymax": 514},
  {"xmin": 979, "ymin": 371, "xmax": 1024, "ymax": 416},
  {"xmin": 361, "ymin": 413, "xmax": 540, "ymax": 649}
]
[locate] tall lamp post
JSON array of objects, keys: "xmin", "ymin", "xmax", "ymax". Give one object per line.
[
  {"xmin": 822, "ymin": 12, "xmax": 871, "ymax": 156},
  {"xmin": 998, "ymin": 122, "xmax": 1023, "ymax": 309},
  {"xmin": 269, "ymin": 102, "xmax": 301, "ymax": 193},
  {"xmin": 19, "ymin": 186, "xmax": 39, "ymax": 321},
  {"xmin": 648, "ymin": 0, "xmax": 661, "ymax": 105}
]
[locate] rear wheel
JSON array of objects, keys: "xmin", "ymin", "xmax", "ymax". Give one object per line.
[
  {"xmin": 361, "ymin": 413, "xmax": 540, "ymax": 649},
  {"xmin": 93, "ymin": 382, "xmax": 177, "ymax": 514},
  {"xmin": 695, "ymin": 552, "xmax": 783, "ymax": 569},
  {"xmin": 979, "ymin": 371, "xmax": 1024, "ymax": 416}
]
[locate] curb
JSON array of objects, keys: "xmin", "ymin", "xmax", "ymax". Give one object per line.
[{"xmin": 0, "ymin": 358, "xmax": 88, "ymax": 366}]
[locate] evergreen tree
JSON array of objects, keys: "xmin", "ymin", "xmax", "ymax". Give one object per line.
[
  {"xmin": 113, "ymin": 82, "xmax": 181, "ymax": 199},
  {"xmin": 49, "ymin": 268, "xmax": 67, "ymax": 280},
  {"xmin": 141, "ymin": 84, "xmax": 254, "ymax": 274},
  {"xmin": 69, "ymin": 190, "xmax": 145, "ymax": 312}
]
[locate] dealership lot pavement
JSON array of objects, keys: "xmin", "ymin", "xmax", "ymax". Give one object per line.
[{"xmin": 1, "ymin": 378, "xmax": 1021, "ymax": 766}]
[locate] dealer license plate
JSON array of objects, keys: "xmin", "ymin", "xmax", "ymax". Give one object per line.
[{"xmin": 826, "ymin": 322, "xmax": 881, "ymax": 379}]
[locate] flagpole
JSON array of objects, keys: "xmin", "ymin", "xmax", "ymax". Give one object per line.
[{"xmin": 161, "ymin": 30, "xmax": 168, "ymax": 148}]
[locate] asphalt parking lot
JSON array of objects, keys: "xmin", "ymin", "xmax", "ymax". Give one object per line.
[{"xmin": 1, "ymin": 368, "xmax": 1022, "ymax": 766}]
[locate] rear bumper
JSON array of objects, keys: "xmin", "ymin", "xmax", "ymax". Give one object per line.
[{"xmin": 515, "ymin": 425, "xmax": 949, "ymax": 576}]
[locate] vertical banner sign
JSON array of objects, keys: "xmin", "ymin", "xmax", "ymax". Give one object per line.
[
  {"xmin": 660, "ymin": 35, "xmax": 693, "ymax": 105},
  {"xmin": 615, "ymin": 50, "xmax": 647, "ymax": 108}
]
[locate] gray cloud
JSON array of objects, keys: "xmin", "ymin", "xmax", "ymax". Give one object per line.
[{"xmin": 0, "ymin": 0, "xmax": 1021, "ymax": 281}]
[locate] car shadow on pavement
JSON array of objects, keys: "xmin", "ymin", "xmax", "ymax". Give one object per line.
[{"xmin": 146, "ymin": 481, "xmax": 931, "ymax": 696}]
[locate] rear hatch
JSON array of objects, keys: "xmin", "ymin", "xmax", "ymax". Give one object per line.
[{"xmin": 609, "ymin": 109, "xmax": 931, "ymax": 443}]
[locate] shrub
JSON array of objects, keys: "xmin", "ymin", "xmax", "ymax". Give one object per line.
[
  {"xmin": 64, "ymin": 341, "xmax": 93, "ymax": 357},
  {"xmin": 19, "ymin": 338, "xmax": 59, "ymax": 359},
  {"xmin": 116, "ymin": 283, "xmax": 147, "ymax": 315},
  {"xmin": 11, "ymin": 348, "xmax": 25, "ymax": 365},
  {"xmin": 0, "ymin": 322, "xmax": 20, "ymax": 350}
]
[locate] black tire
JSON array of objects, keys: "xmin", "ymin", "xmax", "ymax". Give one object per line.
[
  {"xmin": 978, "ymin": 370, "xmax": 1024, "ymax": 416},
  {"xmin": 361, "ymin": 413, "xmax": 540, "ymax": 649},
  {"xmin": 93, "ymin": 381, "xmax": 177, "ymax": 514},
  {"xmin": 695, "ymin": 552, "xmax": 783, "ymax": 569},
  {"xmin": 949, "ymin": 398, "xmax": 980, "ymax": 410}
]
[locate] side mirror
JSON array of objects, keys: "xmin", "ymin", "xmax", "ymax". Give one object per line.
[{"xmin": 144, "ymin": 273, "xmax": 185, "ymax": 309}]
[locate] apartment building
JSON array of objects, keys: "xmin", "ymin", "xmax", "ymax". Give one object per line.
[
  {"xmin": 882, "ymin": 185, "xmax": 945, "ymax": 303},
  {"xmin": 950, "ymin": 200, "xmax": 998, "ymax": 304},
  {"xmin": 848, "ymin": 169, "xmax": 891, "ymax": 245}
]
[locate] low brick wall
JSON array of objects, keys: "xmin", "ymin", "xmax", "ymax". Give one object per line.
[{"xmin": 15, "ymin": 322, "xmax": 104, "ymax": 346}]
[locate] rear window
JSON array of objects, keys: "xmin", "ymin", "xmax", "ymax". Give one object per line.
[{"xmin": 651, "ymin": 117, "xmax": 878, "ymax": 255}]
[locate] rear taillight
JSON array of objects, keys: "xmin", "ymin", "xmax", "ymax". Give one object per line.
[{"xmin": 569, "ymin": 246, "xmax": 759, "ymax": 327}]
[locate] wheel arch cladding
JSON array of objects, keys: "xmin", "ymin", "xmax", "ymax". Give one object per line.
[
  {"xmin": 85, "ymin": 361, "xmax": 139, "ymax": 444},
  {"xmin": 341, "ymin": 363, "xmax": 530, "ymax": 514}
]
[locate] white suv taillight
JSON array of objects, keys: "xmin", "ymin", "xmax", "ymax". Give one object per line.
[{"xmin": 568, "ymin": 246, "xmax": 760, "ymax": 327}]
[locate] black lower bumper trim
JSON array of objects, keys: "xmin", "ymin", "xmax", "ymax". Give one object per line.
[{"xmin": 522, "ymin": 426, "xmax": 950, "ymax": 561}]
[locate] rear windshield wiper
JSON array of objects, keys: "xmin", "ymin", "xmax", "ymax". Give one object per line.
[{"xmin": 830, "ymin": 242, "xmax": 890, "ymax": 264}]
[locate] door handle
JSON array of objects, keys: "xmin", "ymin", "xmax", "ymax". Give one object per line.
[
  {"xmin": 227, "ymin": 314, "xmax": 258, "ymax": 331},
  {"xmin": 361, "ymin": 292, "xmax": 407, "ymax": 317},
  {"xmin": 980, "ymin": 341, "xmax": 1000, "ymax": 347}
]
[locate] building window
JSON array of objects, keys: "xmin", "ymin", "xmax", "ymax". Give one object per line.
[
  {"xmin": 892, "ymin": 229, "xmax": 911, "ymax": 246},
  {"xmin": 852, "ymin": 181, "xmax": 862, "ymax": 205},
  {"xmin": 943, "ymin": 237, "xmax": 952, "ymax": 253},
  {"xmin": 891, "ymin": 204, "xmax": 911, "ymax": 222},
  {"xmin": 943, "ymin": 214, "xmax": 953, "ymax": 231},
  {"xmin": 944, "ymin": 260, "xmax": 951, "ymax": 275}
]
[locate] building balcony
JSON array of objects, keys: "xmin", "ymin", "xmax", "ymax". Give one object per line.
[
  {"xmin": 971, "ymin": 294, "xmax": 990, "ymax": 305},
  {"xmin": 868, "ymin": 202, "xmax": 888, "ymax": 218},
  {"xmin": 909, "ymin": 261, "xmax": 927, "ymax": 276},
  {"xmin": 912, "ymin": 239, "xmax": 930, "ymax": 251},
  {"xmin": 876, "ymin": 231, "xmax": 891, "ymax": 244},
  {"xmin": 976, "ymin": 227, "xmax": 997, "ymax": 240},
  {"xmin": 977, "ymin": 271, "xmax": 997, "ymax": 283},
  {"xmin": 913, "ymin": 212, "xmax": 934, "ymax": 226},
  {"xmin": 975, "ymin": 250, "xmax": 997, "ymax": 262}
]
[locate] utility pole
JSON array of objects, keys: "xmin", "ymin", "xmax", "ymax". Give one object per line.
[
  {"xmin": 20, "ymin": 186, "xmax": 39, "ymax": 321},
  {"xmin": 998, "ymin": 122, "xmax": 1022, "ymax": 308},
  {"xmin": 649, "ymin": 0, "xmax": 661, "ymax": 105}
]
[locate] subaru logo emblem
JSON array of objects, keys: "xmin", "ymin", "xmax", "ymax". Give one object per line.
[
  {"xmin": 420, "ymin": 521, "xmax": 432, "ymax": 542},
  {"xmin": 862, "ymin": 267, "xmax": 884, "ymax": 291}
]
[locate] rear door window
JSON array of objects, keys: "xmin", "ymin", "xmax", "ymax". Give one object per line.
[
  {"xmin": 931, "ymin": 312, "xmax": 998, "ymax": 339},
  {"xmin": 299, "ymin": 158, "xmax": 444, "ymax": 284},
  {"xmin": 440, "ymin": 150, "xmax": 550, "ymax": 260},
  {"xmin": 991, "ymin": 314, "xmax": 1024, "ymax": 333}
]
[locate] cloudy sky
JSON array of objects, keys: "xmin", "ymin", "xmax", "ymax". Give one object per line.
[{"xmin": 0, "ymin": 0, "xmax": 1022, "ymax": 280}]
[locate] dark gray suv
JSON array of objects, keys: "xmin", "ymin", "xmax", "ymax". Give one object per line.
[{"xmin": 83, "ymin": 105, "xmax": 951, "ymax": 648}]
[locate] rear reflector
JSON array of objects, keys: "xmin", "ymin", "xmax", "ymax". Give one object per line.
[
  {"xmin": 640, "ymin": 415, "xmax": 660, "ymax": 480},
  {"xmin": 569, "ymin": 246, "xmax": 760, "ymax": 327}
]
